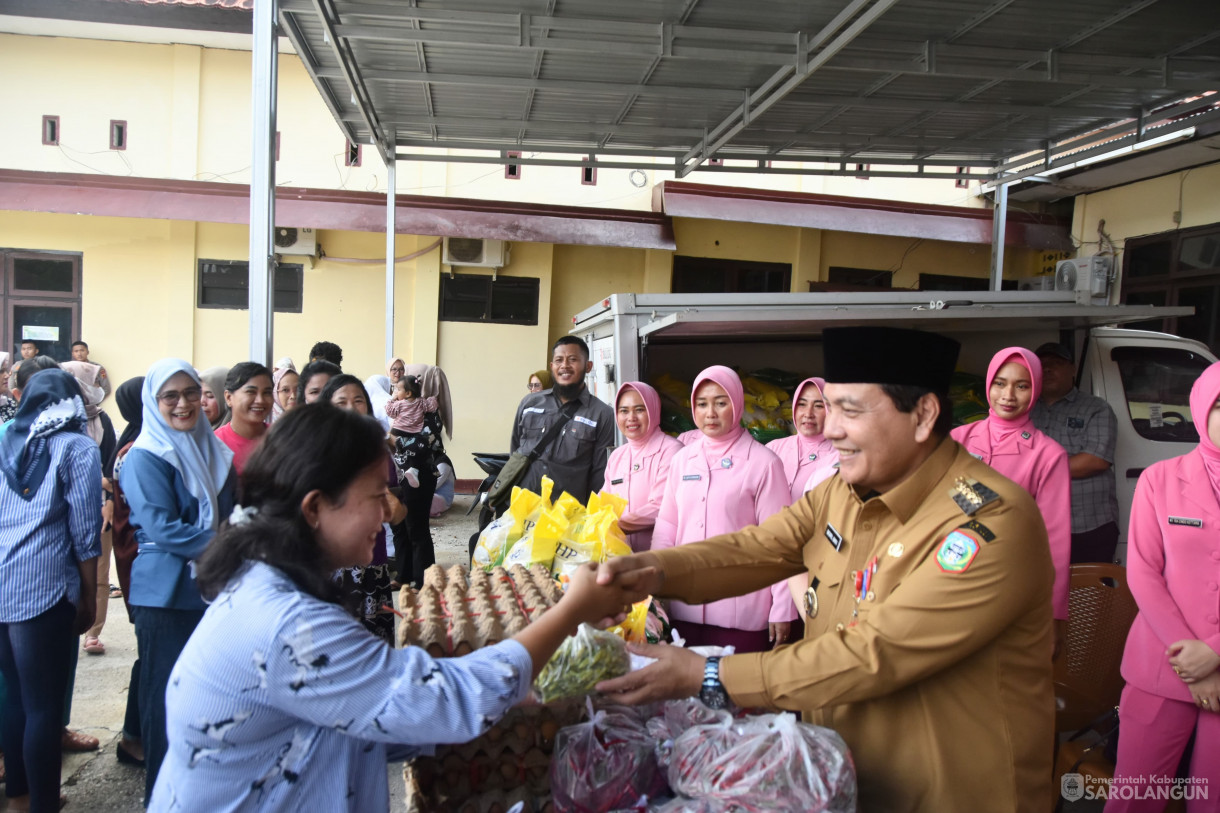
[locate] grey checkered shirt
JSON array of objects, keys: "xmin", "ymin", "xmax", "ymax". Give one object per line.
[{"xmin": 1031, "ymin": 388, "xmax": 1118, "ymax": 533}]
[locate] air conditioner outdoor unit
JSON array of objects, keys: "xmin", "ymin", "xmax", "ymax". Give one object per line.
[
  {"xmin": 443, "ymin": 237, "xmax": 507, "ymax": 268},
  {"xmin": 274, "ymin": 227, "xmax": 318, "ymax": 258},
  {"xmin": 1015, "ymin": 276, "xmax": 1056, "ymax": 291},
  {"xmin": 1055, "ymin": 256, "xmax": 1114, "ymax": 301}
]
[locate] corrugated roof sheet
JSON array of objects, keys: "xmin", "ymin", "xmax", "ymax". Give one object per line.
[{"xmin": 163, "ymin": 0, "xmax": 1220, "ymax": 180}]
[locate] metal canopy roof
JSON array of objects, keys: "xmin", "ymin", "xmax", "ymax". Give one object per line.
[{"xmin": 277, "ymin": 0, "xmax": 1220, "ymax": 181}]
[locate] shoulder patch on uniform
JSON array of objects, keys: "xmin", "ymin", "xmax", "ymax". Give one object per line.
[
  {"xmin": 948, "ymin": 477, "xmax": 1000, "ymax": 516},
  {"xmin": 958, "ymin": 519, "xmax": 996, "ymax": 543},
  {"xmin": 936, "ymin": 530, "xmax": 980, "ymax": 573}
]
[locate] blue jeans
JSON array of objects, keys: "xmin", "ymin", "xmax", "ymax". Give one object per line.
[
  {"xmin": 132, "ymin": 606, "xmax": 204, "ymax": 805},
  {"xmin": 0, "ymin": 598, "xmax": 75, "ymax": 811}
]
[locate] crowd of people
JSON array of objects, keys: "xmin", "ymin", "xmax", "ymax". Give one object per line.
[{"xmin": 0, "ymin": 327, "xmax": 1216, "ymax": 812}]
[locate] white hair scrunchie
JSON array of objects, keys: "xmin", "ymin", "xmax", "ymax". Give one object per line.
[{"xmin": 229, "ymin": 504, "xmax": 259, "ymax": 526}]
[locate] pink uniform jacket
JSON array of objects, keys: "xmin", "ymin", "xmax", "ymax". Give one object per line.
[
  {"xmin": 602, "ymin": 382, "xmax": 684, "ymax": 553},
  {"xmin": 949, "ymin": 425, "xmax": 1071, "ymax": 619},
  {"xmin": 653, "ymin": 428, "xmax": 798, "ymax": 630},
  {"xmin": 766, "ymin": 377, "xmax": 839, "ymax": 504},
  {"xmin": 950, "ymin": 348, "xmax": 1072, "ymax": 621},
  {"xmin": 1120, "ymin": 361, "xmax": 1220, "ymax": 702}
]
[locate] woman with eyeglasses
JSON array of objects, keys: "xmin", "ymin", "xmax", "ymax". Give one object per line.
[
  {"xmin": 214, "ymin": 362, "xmax": 274, "ymax": 475},
  {"xmin": 119, "ymin": 359, "xmax": 236, "ymax": 804},
  {"xmin": 527, "ymin": 368, "xmax": 552, "ymax": 393}
]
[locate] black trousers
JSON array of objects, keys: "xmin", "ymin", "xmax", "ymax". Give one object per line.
[
  {"xmin": 1070, "ymin": 520, "xmax": 1119, "ymax": 564},
  {"xmin": 393, "ymin": 465, "xmax": 437, "ymax": 588}
]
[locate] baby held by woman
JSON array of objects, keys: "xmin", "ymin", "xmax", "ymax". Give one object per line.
[{"xmin": 384, "ymin": 375, "xmax": 438, "ymax": 487}]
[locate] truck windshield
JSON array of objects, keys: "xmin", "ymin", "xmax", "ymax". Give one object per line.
[{"xmin": 1110, "ymin": 346, "xmax": 1213, "ymax": 442}]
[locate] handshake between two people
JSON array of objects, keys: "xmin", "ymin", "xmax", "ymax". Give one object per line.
[{"xmin": 552, "ymin": 553, "xmax": 711, "ymax": 707}]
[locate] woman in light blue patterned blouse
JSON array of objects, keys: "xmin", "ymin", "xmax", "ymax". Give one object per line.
[{"xmin": 150, "ymin": 403, "xmax": 650, "ymax": 812}]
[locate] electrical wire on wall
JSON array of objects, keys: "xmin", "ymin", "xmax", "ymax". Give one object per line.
[{"xmin": 319, "ymin": 237, "xmax": 442, "ymax": 265}]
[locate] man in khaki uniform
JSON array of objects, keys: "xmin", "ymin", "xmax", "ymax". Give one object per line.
[{"xmin": 598, "ymin": 326, "xmax": 1055, "ymax": 813}]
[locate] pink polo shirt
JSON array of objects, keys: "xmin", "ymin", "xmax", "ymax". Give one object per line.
[
  {"xmin": 767, "ymin": 433, "xmax": 839, "ymax": 503},
  {"xmin": 653, "ymin": 430, "xmax": 799, "ymax": 630},
  {"xmin": 603, "ymin": 430, "xmax": 683, "ymax": 553},
  {"xmin": 950, "ymin": 421, "xmax": 1071, "ymax": 620}
]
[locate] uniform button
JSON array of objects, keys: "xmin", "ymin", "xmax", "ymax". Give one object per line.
[
  {"xmin": 1209, "ymin": 615, "xmax": 1220, "ymax": 625},
  {"xmin": 835, "ymin": 623, "xmax": 845, "ymax": 632},
  {"xmin": 1212, "ymin": 551, "xmax": 1220, "ymax": 561},
  {"xmin": 1210, "ymin": 582, "xmax": 1219, "ymax": 592},
  {"xmin": 861, "ymin": 522, "xmax": 873, "ymax": 531}
]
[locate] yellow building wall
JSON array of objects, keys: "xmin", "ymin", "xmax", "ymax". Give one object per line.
[
  {"xmin": 548, "ymin": 245, "xmax": 647, "ymax": 345},
  {"xmin": 1070, "ymin": 162, "xmax": 1220, "ymax": 270},
  {"xmin": 0, "ymin": 32, "xmax": 992, "ymax": 213},
  {"xmin": 437, "ymin": 242, "xmax": 555, "ymax": 478},
  {"xmin": 819, "ymin": 231, "xmax": 1029, "ymax": 289}
]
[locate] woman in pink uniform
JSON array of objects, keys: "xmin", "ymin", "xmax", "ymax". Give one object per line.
[
  {"xmin": 602, "ymin": 382, "xmax": 683, "ymax": 554},
  {"xmin": 949, "ymin": 348, "xmax": 1071, "ymax": 643},
  {"xmin": 652, "ymin": 365, "xmax": 798, "ymax": 652},
  {"xmin": 766, "ymin": 377, "xmax": 839, "ymax": 501},
  {"xmin": 1107, "ymin": 361, "xmax": 1220, "ymax": 812}
]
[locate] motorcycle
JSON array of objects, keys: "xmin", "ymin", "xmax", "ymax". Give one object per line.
[{"xmin": 467, "ymin": 452, "xmax": 509, "ymax": 559}]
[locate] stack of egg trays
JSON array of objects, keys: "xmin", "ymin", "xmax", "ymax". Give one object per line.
[{"xmin": 400, "ymin": 564, "xmax": 580, "ymax": 813}]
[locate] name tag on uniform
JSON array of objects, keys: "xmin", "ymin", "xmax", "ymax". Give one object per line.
[
  {"xmin": 825, "ymin": 523, "xmax": 843, "ymax": 551},
  {"xmin": 523, "ymin": 407, "xmax": 545, "ymax": 414},
  {"xmin": 574, "ymin": 415, "xmax": 598, "ymax": 428},
  {"xmin": 1067, "ymin": 417, "xmax": 1085, "ymax": 428},
  {"xmin": 609, "ymin": 478, "xmax": 624, "ymax": 485},
  {"xmin": 682, "ymin": 474, "xmax": 701, "ymax": 481},
  {"xmin": 1168, "ymin": 516, "xmax": 1203, "ymax": 527}
]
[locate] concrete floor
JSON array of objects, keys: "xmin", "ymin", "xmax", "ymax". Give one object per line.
[{"xmin": 42, "ymin": 495, "xmax": 479, "ymax": 812}]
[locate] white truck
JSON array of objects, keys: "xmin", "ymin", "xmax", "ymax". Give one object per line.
[{"xmin": 572, "ymin": 291, "xmax": 1217, "ymax": 563}]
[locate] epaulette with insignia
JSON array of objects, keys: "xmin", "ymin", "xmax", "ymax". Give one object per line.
[{"xmin": 949, "ymin": 477, "xmax": 1000, "ymax": 516}]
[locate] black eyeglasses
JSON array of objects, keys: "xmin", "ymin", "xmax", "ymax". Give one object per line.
[{"xmin": 157, "ymin": 387, "xmax": 202, "ymax": 405}]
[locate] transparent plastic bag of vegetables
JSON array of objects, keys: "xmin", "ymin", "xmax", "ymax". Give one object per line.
[
  {"xmin": 551, "ymin": 702, "xmax": 669, "ymax": 813},
  {"xmin": 668, "ymin": 713, "xmax": 856, "ymax": 812},
  {"xmin": 534, "ymin": 623, "xmax": 630, "ymax": 703}
]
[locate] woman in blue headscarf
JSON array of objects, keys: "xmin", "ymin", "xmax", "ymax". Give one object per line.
[
  {"xmin": 118, "ymin": 359, "xmax": 236, "ymax": 804},
  {"xmin": 0, "ymin": 369, "xmax": 102, "ymax": 812}
]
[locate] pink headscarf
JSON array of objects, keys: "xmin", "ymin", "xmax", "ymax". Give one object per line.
[
  {"xmin": 981, "ymin": 347, "xmax": 1041, "ymax": 456},
  {"xmin": 1190, "ymin": 360, "xmax": 1220, "ymax": 502},
  {"xmin": 691, "ymin": 365, "xmax": 745, "ymax": 459},
  {"xmin": 615, "ymin": 381, "xmax": 663, "ymax": 451},
  {"xmin": 793, "ymin": 376, "xmax": 828, "ymax": 449}
]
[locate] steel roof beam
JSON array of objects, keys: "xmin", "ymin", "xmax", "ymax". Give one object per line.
[
  {"xmin": 826, "ymin": 56, "xmax": 1220, "ymax": 91},
  {"xmin": 678, "ymin": 0, "xmax": 901, "ymax": 177},
  {"xmin": 277, "ymin": 7, "xmax": 359, "ymax": 148},
  {"xmin": 329, "ymin": 22, "xmax": 795, "ymax": 65},
  {"xmin": 392, "ymin": 150, "xmax": 993, "ymax": 179},
  {"xmin": 301, "ymin": 0, "xmax": 392, "ymax": 163},
  {"xmin": 313, "ymin": 65, "xmax": 749, "ymax": 102},
  {"xmin": 280, "ymin": 0, "xmax": 797, "ymax": 48}
]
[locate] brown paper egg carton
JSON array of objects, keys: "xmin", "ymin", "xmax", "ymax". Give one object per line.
[
  {"xmin": 396, "ymin": 563, "xmax": 564, "ymax": 654},
  {"xmin": 399, "ymin": 564, "xmax": 575, "ymax": 813}
]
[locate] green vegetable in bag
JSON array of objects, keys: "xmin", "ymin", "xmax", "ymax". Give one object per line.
[{"xmin": 534, "ymin": 623, "xmax": 630, "ymax": 703}]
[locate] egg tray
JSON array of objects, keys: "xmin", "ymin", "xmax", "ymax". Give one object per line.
[{"xmin": 400, "ymin": 564, "xmax": 577, "ymax": 813}]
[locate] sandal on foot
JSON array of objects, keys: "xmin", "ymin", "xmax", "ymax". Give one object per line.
[
  {"xmin": 116, "ymin": 740, "xmax": 145, "ymax": 767},
  {"xmin": 61, "ymin": 728, "xmax": 99, "ymax": 752},
  {"xmin": 108, "ymin": 584, "xmax": 123, "ymax": 598},
  {"xmin": 83, "ymin": 636, "xmax": 105, "ymax": 655}
]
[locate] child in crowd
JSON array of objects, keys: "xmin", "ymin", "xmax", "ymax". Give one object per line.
[{"xmin": 384, "ymin": 375, "xmax": 438, "ymax": 488}]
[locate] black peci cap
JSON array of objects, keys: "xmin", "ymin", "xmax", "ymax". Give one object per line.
[{"xmin": 823, "ymin": 326, "xmax": 961, "ymax": 391}]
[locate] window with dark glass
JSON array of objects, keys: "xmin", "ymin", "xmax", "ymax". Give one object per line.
[
  {"xmin": 439, "ymin": 273, "xmax": 539, "ymax": 325},
  {"xmin": 1110, "ymin": 345, "xmax": 1212, "ymax": 442},
  {"xmin": 197, "ymin": 260, "xmax": 304, "ymax": 313},
  {"xmin": 1121, "ymin": 222, "xmax": 1220, "ymax": 355},
  {"xmin": 671, "ymin": 256, "xmax": 791, "ymax": 294}
]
